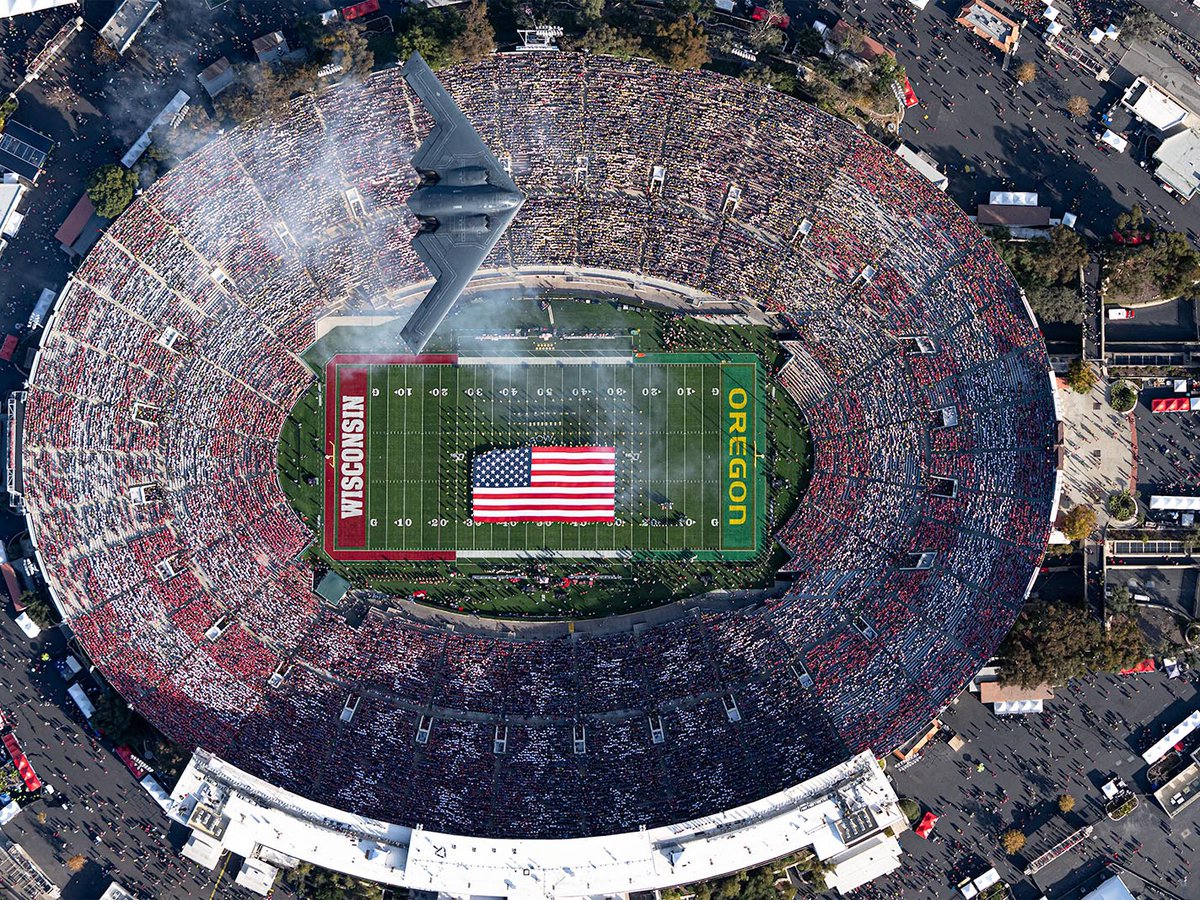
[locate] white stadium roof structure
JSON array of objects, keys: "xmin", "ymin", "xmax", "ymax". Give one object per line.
[
  {"xmin": 0, "ymin": 0, "xmax": 73, "ymax": 17},
  {"xmin": 169, "ymin": 748, "xmax": 907, "ymax": 896},
  {"xmin": 18, "ymin": 54, "xmax": 1060, "ymax": 896}
]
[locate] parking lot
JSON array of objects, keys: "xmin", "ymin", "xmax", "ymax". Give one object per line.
[{"xmin": 882, "ymin": 670, "xmax": 1200, "ymax": 900}]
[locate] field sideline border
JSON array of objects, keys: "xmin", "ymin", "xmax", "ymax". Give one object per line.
[
  {"xmin": 323, "ymin": 353, "xmax": 458, "ymax": 562},
  {"xmin": 322, "ymin": 351, "xmax": 765, "ymax": 562}
]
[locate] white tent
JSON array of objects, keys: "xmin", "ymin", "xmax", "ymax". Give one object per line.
[
  {"xmin": 1101, "ymin": 129, "xmax": 1129, "ymax": 152},
  {"xmin": 1176, "ymin": 379, "xmax": 1189, "ymax": 393},
  {"xmin": 1044, "ymin": 7, "xmax": 1059, "ymax": 19},
  {"xmin": 1142, "ymin": 709, "xmax": 1200, "ymax": 764},
  {"xmin": 1046, "ymin": 21, "xmax": 1063, "ymax": 35},
  {"xmin": 0, "ymin": 0, "xmax": 75, "ymax": 18},
  {"xmin": 1083, "ymin": 875, "xmax": 1137, "ymax": 900},
  {"xmin": 1089, "ymin": 26, "xmax": 1105, "ymax": 42},
  {"xmin": 13, "ymin": 613, "xmax": 40, "ymax": 639},
  {"xmin": 1150, "ymin": 495, "xmax": 1200, "ymax": 511},
  {"xmin": 67, "ymin": 683, "xmax": 95, "ymax": 719},
  {"xmin": 994, "ymin": 699, "xmax": 1043, "ymax": 715},
  {"xmin": 140, "ymin": 775, "xmax": 173, "ymax": 812}
]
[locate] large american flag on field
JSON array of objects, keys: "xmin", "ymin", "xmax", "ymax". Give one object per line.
[{"xmin": 471, "ymin": 446, "xmax": 616, "ymax": 522}]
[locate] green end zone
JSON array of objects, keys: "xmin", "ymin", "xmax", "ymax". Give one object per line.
[{"xmin": 323, "ymin": 352, "xmax": 765, "ymax": 561}]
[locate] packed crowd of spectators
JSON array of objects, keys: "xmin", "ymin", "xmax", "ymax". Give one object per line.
[{"xmin": 20, "ymin": 54, "xmax": 1057, "ymax": 839}]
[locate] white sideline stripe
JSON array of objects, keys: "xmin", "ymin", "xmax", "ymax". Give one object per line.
[
  {"xmin": 458, "ymin": 357, "xmax": 634, "ymax": 365},
  {"xmin": 455, "ymin": 549, "xmax": 633, "ymax": 558}
]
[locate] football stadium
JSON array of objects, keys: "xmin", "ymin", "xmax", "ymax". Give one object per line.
[{"xmin": 12, "ymin": 53, "xmax": 1061, "ymax": 897}]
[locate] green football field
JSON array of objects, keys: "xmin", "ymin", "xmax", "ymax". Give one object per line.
[{"xmin": 323, "ymin": 353, "xmax": 765, "ymax": 560}]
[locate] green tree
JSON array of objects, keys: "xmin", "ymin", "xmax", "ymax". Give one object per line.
[
  {"xmin": 871, "ymin": 55, "xmax": 905, "ymax": 99},
  {"xmin": 1066, "ymin": 358, "xmax": 1098, "ymax": 394},
  {"xmin": 1106, "ymin": 490, "xmax": 1136, "ymax": 521},
  {"xmin": 315, "ymin": 21, "xmax": 375, "ymax": 76},
  {"xmin": 86, "ymin": 164, "xmax": 139, "ymax": 219},
  {"xmin": 1147, "ymin": 232, "xmax": 1200, "ymax": 296},
  {"xmin": 1025, "ymin": 285, "xmax": 1083, "ymax": 324},
  {"xmin": 562, "ymin": 23, "xmax": 643, "ymax": 60},
  {"xmin": 577, "ymin": 0, "xmax": 605, "ymax": 25},
  {"xmin": 283, "ymin": 862, "xmax": 383, "ymax": 899},
  {"xmin": 899, "ymin": 797, "xmax": 921, "ymax": 824},
  {"xmin": 792, "ymin": 25, "xmax": 824, "ymax": 56},
  {"xmin": 0, "ymin": 96, "xmax": 16, "ymax": 130},
  {"xmin": 743, "ymin": 62, "xmax": 797, "ymax": 93},
  {"xmin": 448, "ymin": 0, "xmax": 495, "ymax": 65},
  {"xmin": 996, "ymin": 227, "xmax": 1088, "ymax": 323},
  {"xmin": 653, "ymin": 14, "xmax": 709, "ymax": 70},
  {"xmin": 90, "ymin": 691, "xmax": 137, "ymax": 745},
  {"xmin": 394, "ymin": 8, "xmax": 460, "ymax": 70},
  {"xmin": 1000, "ymin": 601, "xmax": 1148, "ymax": 687},
  {"xmin": 1109, "ymin": 381, "xmax": 1138, "ymax": 413},
  {"xmin": 1122, "ymin": 7, "xmax": 1165, "ymax": 41},
  {"xmin": 673, "ymin": 862, "xmax": 798, "ymax": 900},
  {"xmin": 748, "ymin": 19, "xmax": 785, "ymax": 52},
  {"xmin": 1108, "ymin": 584, "xmax": 1137, "ymax": 617},
  {"xmin": 747, "ymin": 0, "xmax": 786, "ymax": 52},
  {"xmin": 20, "ymin": 591, "xmax": 56, "ymax": 629}
]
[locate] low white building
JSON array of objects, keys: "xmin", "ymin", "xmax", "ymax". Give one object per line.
[
  {"xmin": 895, "ymin": 144, "xmax": 948, "ymax": 191},
  {"xmin": 0, "ymin": 172, "xmax": 28, "ymax": 252},
  {"xmin": 1154, "ymin": 129, "xmax": 1200, "ymax": 201},
  {"xmin": 169, "ymin": 748, "xmax": 909, "ymax": 898},
  {"xmin": 1121, "ymin": 77, "xmax": 1191, "ymax": 132}
]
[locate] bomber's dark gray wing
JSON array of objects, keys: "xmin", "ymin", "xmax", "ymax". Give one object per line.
[
  {"xmin": 402, "ymin": 52, "xmax": 518, "ymax": 193},
  {"xmin": 400, "ymin": 205, "xmax": 520, "ymax": 353}
]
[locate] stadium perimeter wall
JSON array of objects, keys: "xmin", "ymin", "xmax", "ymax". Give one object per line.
[{"xmin": 170, "ymin": 748, "xmax": 906, "ymax": 898}]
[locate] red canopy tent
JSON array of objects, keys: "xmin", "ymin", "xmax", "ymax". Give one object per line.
[
  {"xmin": 341, "ymin": 0, "xmax": 379, "ymax": 20},
  {"xmin": 1119, "ymin": 658, "xmax": 1156, "ymax": 674},
  {"xmin": 1152, "ymin": 397, "xmax": 1190, "ymax": 413},
  {"xmin": 2, "ymin": 733, "xmax": 41, "ymax": 791},
  {"xmin": 915, "ymin": 811, "xmax": 938, "ymax": 838}
]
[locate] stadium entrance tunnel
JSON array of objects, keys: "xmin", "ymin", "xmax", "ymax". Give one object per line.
[{"xmin": 277, "ymin": 294, "xmax": 813, "ymax": 620}]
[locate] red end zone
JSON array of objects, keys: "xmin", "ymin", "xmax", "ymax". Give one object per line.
[{"xmin": 323, "ymin": 354, "xmax": 458, "ymax": 562}]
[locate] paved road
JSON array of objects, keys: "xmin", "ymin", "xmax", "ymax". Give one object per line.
[
  {"xmin": 0, "ymin": 612, "xmax": 277, "ymax": 899},
  {"xmin": 879, "ymin": 670, "xmax": 1200, "ymax": 900},
  {"xmin": 793, "ymin": 0, "xmax": 1200, "ymax": 247}
]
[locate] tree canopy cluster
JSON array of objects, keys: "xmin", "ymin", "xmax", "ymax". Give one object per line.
[
  {"xmin": 665, "ymin": 860, "xmax": 805, "ymax": 900},
  {"xmin": 1061, "ymin": 503, "xmax": 1097, "ymax": 541},
  {"xmin": 86, "ymin": 164, "xmax": 139, "ymax": 219},
  {"xmin": 282, "ymin": 862, "xmax": 383, "ymax": 900},
  {"xmin": 995, "ymin": 227, "xmax": 1089, "ymax": 324},
  {"xmin": 999, "ymin": 601, "xmax": 1147, "ymax": 688},
  {"xmin": 214, "ymin": 21, "xmax": 375, "ymax": 125},
  {"xmin": 20, "ymin": 591, "xmax": 57, "ymax": 629},
  {"xmin": 1106, "ymin": 209, "xmax": 1200, "ymax": 303},
  {"xmin": 1066, "ymin": 358, "xmax": 1098, "ymax": 395}
]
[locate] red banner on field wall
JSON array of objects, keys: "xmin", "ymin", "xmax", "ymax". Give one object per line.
[{"xmin": 336, "ymin": 367, "xmax": 368, "ymax": 549}]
